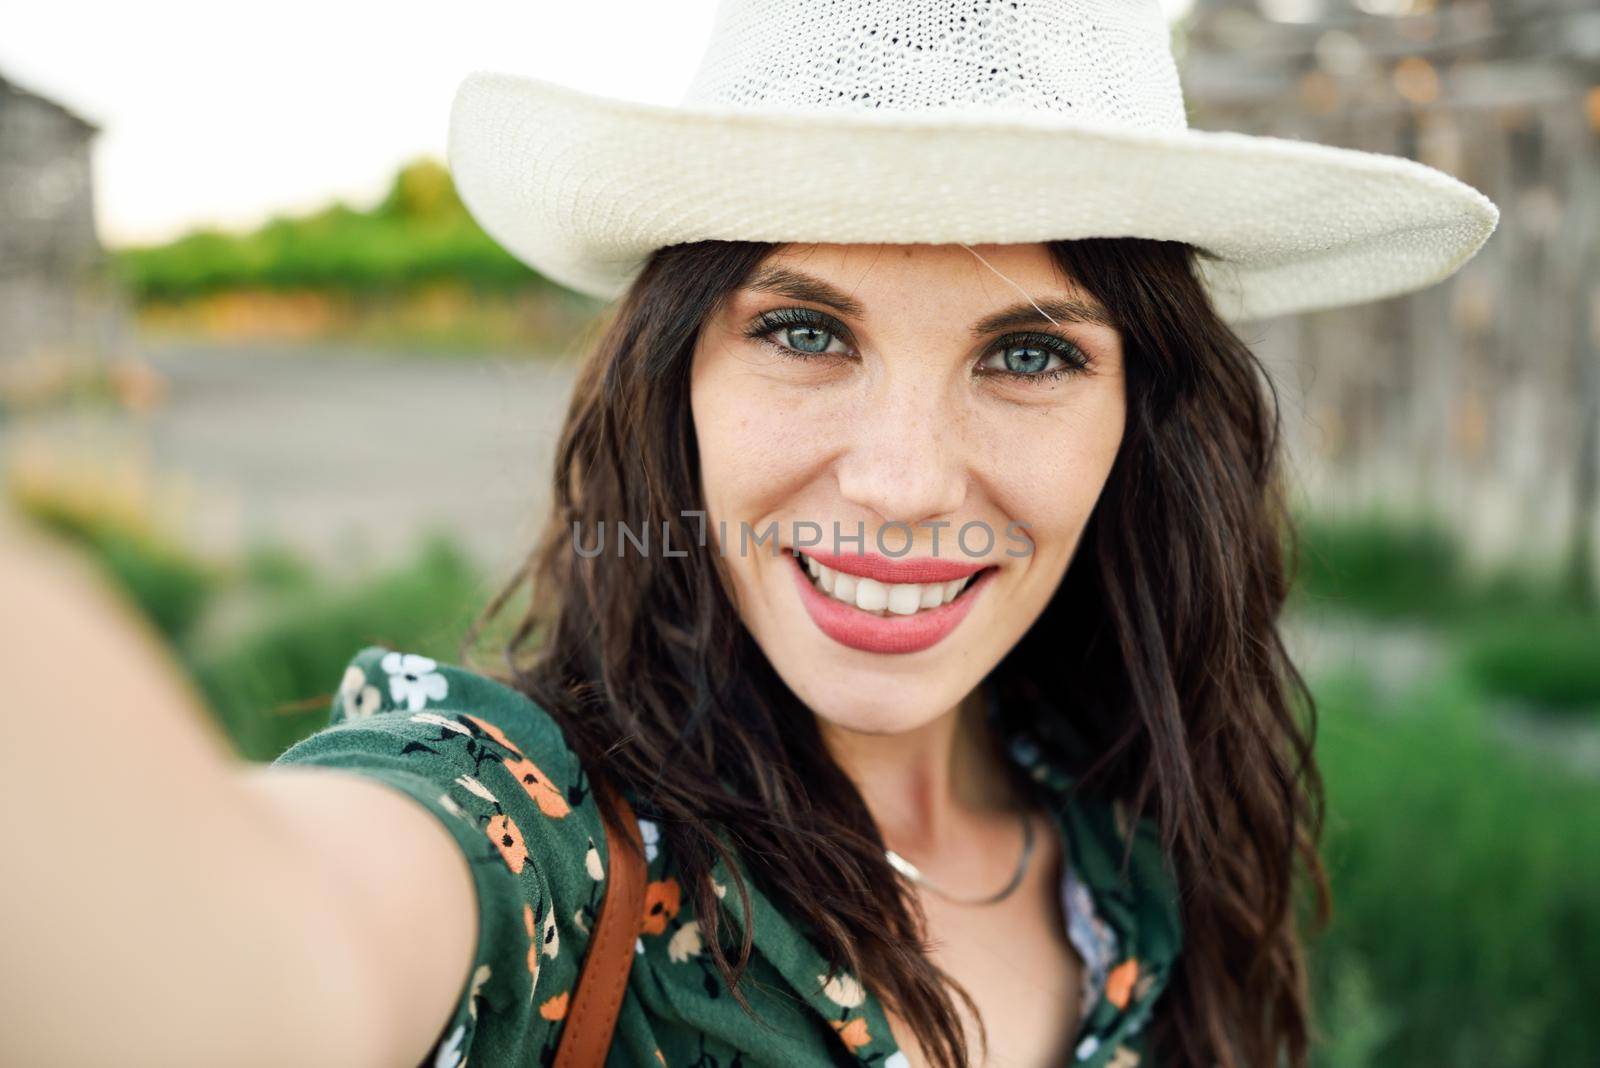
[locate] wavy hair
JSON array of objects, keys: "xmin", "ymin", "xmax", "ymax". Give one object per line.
[{"xmin": 464, "ymin": 237, "xmax": 1331, "ymax": 1068}]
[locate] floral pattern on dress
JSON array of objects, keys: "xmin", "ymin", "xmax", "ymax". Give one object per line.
[
  {"xmin": 275, "ymin": 647, "xmax": 1183, "ymax": 1068},
  {"xmin": 993, "ymin": 679, "xmax": 1182, "ymax": 1066},
  {"xmin": 1064, "ymin": 862, "xmax": 1118, "ymax": 1020},
  {"xmin": 380, "ymin": 651, "xmax": 449, "ymax": 711}
]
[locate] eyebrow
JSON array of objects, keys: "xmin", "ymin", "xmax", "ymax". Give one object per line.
[
  {"xmin": 743, "ymin": 264, "xmax": 1117, "ymax": 335},
  {"xmin": 969, "ymin": 296, "xmax": 1117, "ymax": 335},
  {"xmin": 745, "ymin": 265, "xmax": 868, "ymax": 319}
]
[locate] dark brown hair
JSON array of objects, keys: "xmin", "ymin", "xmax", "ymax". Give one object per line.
[{"xmin": 464, "ymin": 238, "xmax": 1330, "ymax": 1068}]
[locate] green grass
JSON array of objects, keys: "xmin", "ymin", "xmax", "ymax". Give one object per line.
[
  {"xmin": 1291, "ymin": 511, "xmax": 1599, "ymax": 717},
  {"xmin": 1289, "ymin": 511, "xmax": 1578, "ymax": 621},
  {"xmin": 1292, "ymin": 512, "xmax": 1468, "ymax": 619},
  {"xmin": 114, "ymin": 158, "xmax": 551, "ymax": 301},
  {"xmin": 186, "ymin": 532, "xmax": 493, "ymax": 761},
  {"xmin": 1309, "ymin": 668, "xmax": 1600, "ymax": 1067},
  {"xmin": 7, "ymin": 457, "xmax": 511, "ymax": 761},
  {"xmin": 1453, "ymin": 610, "xmax": 1600, "ymax": 713}
]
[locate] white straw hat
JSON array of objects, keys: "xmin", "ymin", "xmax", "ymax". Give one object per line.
[{"xmin": 446, "ymin": 0, "xmax": 1499, "ymax": 324}]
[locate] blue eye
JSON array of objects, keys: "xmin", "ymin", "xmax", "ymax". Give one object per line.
[
  {"xmin": 743, "ymin": 310, "xmax": 1090, "ymax": 386},
  {"xmin": 782, "ymin": 325, "xmax": 835, "ymax": 354},
  {"xmin": 978, "ymin": 332, "xmax": 1089, "ymax": 383},
  {"xmin": 746, "ymin": 308, "xmax": 851, "ymax": 357},
  {"xmin": 1001, "ymin": 343, "xmax": 1052, "ymax": 373}
]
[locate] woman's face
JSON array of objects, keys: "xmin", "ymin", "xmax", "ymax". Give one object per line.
[{"xmin": 690, "ymin": 242, "xmax": 1126, "ymax": 735}]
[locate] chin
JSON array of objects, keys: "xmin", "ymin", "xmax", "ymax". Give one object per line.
[{"xmin": 777, "ymin": 663, "xmax": 977, "ymax": 737}]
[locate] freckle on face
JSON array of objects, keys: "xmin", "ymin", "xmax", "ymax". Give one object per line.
[{"xmin": 690, "ymin": 242, "xmax": 1126, "ymax": 733}]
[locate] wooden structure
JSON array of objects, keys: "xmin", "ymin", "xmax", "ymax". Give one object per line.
[
  {"xmin": 1178, "ymin": 0, "xmax": 1600, "ymax": 581},
  {"xmin": 0, "ymin": 69, "xmax": 125, "ymax": 371}
]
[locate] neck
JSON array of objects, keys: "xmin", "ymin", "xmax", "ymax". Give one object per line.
[{"xmin": 819, "ymin": 685, "xmax": 1015, "ymax": 857}]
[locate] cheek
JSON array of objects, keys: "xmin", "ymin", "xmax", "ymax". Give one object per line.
[
  {"xmin": 690, "ymin": 363, "xmax": 839, "ymax": 528},
  {"xmin": 979, "ymin": 383, "xmax": 1127, "ymax": 549}
]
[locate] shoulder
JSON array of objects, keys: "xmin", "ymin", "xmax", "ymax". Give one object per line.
[
  {"xmin": 327, "ymin": 646, "xmax": 574, "ymax": 762},
  {"xmin": 279, "ymin": 644, "xmax": 605, "ymax": 873},
  {"xmin": 273, "ymin": 646, "xmax": 614, "ymax": 1065}
]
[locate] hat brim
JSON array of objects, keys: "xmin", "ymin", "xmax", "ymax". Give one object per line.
[{"xmin": 446, "ymin": 69, "xmax": 1499, "ymax": 323}]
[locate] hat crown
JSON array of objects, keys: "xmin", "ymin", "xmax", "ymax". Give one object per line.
[{"xmin": 679, "ymin": 0, "xmax": 1188, "ymax": 132}]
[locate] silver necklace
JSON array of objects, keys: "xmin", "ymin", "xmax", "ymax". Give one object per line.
[{"xmin": 884, "ymin": 811, "xmax": 1036, "ymax": 907}]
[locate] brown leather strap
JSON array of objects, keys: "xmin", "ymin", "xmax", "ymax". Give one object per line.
[{"xmin": 553, "ymin": 778, "xmax": 646, "ymax": 1068}]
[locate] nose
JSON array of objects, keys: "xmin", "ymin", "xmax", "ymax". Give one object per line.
[{"xmin": 833, "ymin": 373, "xmax": 969, "ymax": 532}]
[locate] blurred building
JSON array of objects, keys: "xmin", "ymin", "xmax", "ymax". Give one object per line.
[
  {"xmin": 1179, "ymin": 0, "xmax": 1600, "ymax": 581},
  {"xmin": 0, "ymin": 69, "xmax": 126, "ymax": 370}
]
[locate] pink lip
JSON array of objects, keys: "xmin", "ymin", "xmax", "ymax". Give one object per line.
[
  {"xmin": 788, "ymin": 551, "xmax": 995, "ymax": 655},
  {"xmin": 800, "ymin": 549, "xmax": 989, "ymax": 584}
]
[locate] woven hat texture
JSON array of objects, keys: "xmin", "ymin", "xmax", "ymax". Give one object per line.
[{"xmin": 447, "ymin": 0, "xmax": 1499, "ymax": 323}]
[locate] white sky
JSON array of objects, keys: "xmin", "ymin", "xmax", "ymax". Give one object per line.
[{"xmin": 0, "ymin": 0, "xmax": 1194, "ymax": 248}]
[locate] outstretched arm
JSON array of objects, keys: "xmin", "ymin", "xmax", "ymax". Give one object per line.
[{"xmin": 0, "ymin": 514, "xmax": 475, "ymax": 1066}]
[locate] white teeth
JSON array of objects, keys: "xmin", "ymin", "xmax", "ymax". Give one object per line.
[
  {"xmin": 855, "ymin": 577, "xmax": 888, "ymax": 612},
  {"xmin": 888, "ymin": 584, "xmax": 923, "ymax": 615},
  {"xmin": 818, "ymin": 565, "xmax": 836, "ymax": 594},
  {"xmin": 796, "ymin": 552, "xmax": 977, "ymax": 616}
]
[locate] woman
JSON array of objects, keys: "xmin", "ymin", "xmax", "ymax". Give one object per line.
[{"xmin": 1, "ymin": 2, "xmax": 1498, "ymax": 1067}]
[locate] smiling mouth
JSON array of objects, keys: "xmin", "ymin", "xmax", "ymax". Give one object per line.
[{"xmin": 791, "ymin": 550, "xmax": 991, "ymax": 617}]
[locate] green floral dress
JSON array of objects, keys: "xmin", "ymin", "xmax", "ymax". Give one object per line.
[{"xmin": 272, "ymin": 646, "xmax": 1184, "ymax": 1067}]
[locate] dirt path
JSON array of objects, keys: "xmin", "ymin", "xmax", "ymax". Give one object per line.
[{"xmin": 3, "ymin": 341, "xmax": 580, "ymax": 576}]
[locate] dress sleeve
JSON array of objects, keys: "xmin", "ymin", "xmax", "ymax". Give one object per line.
[{"xmin": 271, "ymin": 646, "xmax": 609, "ymax": 1068}]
